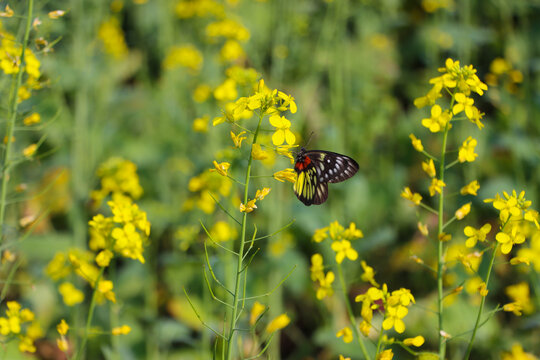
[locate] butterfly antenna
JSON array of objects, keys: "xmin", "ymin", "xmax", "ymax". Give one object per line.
[{"xmin": 304, "ymin": 131, "xmax": 315, "ymax": 148}]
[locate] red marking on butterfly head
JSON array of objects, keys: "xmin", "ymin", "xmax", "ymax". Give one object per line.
[{"xmin": 295, "ymin": 154, "xmax": 311, "ymax": 171}]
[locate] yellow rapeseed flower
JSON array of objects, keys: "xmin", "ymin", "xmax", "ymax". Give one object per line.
[
  {"xmin": 429, "ymin": 178, "xmax": 446, "ymax": 196},
  {"xmin": 255, "ymin": 187, "xmax": 271, "ymax": 200},
  {"xmin": 501, "ymin": 343, "xmax": 537, "ymax": 360},
  {"xmin": 403, "ymin": 335, "xmax": 425, "ymax": 347},
  {"xmin": 250, "ymin": 301, "xmax": 266, "ymax": 325},
  {"xmin": 316, "ymin": 271, "xmax": 334, "ymax": 300},
  {"xmin": 23, "ymin": 113, "xmax": 41, "ymax": 126},
  {"xmin": 57, "ymin": 319, "xmax": 69, "ymax": 335},
  {"xmin": 336, "ymin": 326, "xmax": 353, "ymax": 343},
  {"xmin": 401, "ymin": 187, "xmax": 422, "ymax": 205},
  {"xmin": 98, "ymin": 17, "xmax": 128, "ymax": 59},
  {"xmin": 310, "ymin": 253, "xmax": 324, "ymax": 281},
  {"xmin": 163, "ymin": 44, "xmax": 203, "ymax": 72},
  {"xmin": 464, "ymin": 223, "xmax": 491, "ymax": 247},
  {"xmin": 112, "ymin": 325, "xmax": 131, "ymax": 335},
  {"xmin": 455, "ymin": 202, "xmax": 471, "ymax": 220},
  {"xmin": 269, "ymin": 115, "xmax": 296, "ymax": 146},
  {"xmin": 421, "ymin": 105, "xmax": 452, "ymax": 133},
  {"xmin": 458, "ymin": 136, "xmax": 478, "ymax": 163},
  {"xmin": 266, "ymin": 314, "xmax": 290, "ymax": 333},
  {"xmin": 251, "ymin": 143, "xmax": 269, "ymax": 160},
  {"xmin": 273, "ymin": 168, "xmax": 296, "ymax": 183},
  {"xmin": 210, "ymin": 161, "xmax": 230, "ymax": 177},
  {"xmin": 58, "ymin": 282, "xmax": 84, "ymax": 306},
  {"xmin": 230, "ymin": 131, "xmax": 247, "ymax": 148},
  {"xmin": 23, "ymin": 144, "xmax": 38, "ymax": 157},
  {"xmin": 192, "ymin": 116, "xmax": 209, "ymax": 133},
  {"xmin": 331, "ymin": 240, "xmax": 358, "ymax": 264},
  {"xmin": 239, "ymin": 199, "xmax": 257, "ymax": 213},
  {"xmin": 461, "ymin": 180, "xmax": 480, "ymax": 196},
  {"xmin": 193, "ymin": 84, "xmax": 212, "ymax": 102},
  {"xmin": 422, "ymin": 158, "xmax": 436, "ymax": 178},
  {"xmin": 409, "ymin": 134, "xmax": 424, "ymax": 152}
]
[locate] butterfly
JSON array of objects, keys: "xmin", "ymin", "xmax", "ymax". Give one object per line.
[{"xmin": 293, "ymin": 147, "xmax": 359, "ymax": 206}]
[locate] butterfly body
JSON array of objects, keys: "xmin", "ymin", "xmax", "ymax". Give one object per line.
[{"xmin": 293, "ymin": 148, "xmax": 359, "ymax": 206}]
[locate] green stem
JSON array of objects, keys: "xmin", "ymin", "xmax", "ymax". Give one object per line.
[
  {"xmin": 0, "ymin": 0, "xmax": 34, "ymax": 244},
  {"xmin": 463, "ymin": 243, "xmax": 500, "ymax": 359},
  {"xmin": 74, "ymin": 266, "xmax": 106, "ymax": 360},
  {"xmin": 336, "ymin": 263, "xmax": 370, "ymax": 360},
  {"xmin": 225, "ymin": 111, "xmax": 265, "ymax": 360},
  {"xmin": 437, "ymin": 123, "xmax": 450, "ymax": 360}
]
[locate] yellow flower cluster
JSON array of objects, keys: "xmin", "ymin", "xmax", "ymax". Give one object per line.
[
  {"xmin": 97, "ymin": 17, "xmax": 129, "ymax": 59},
  {"xmin": 312, "ymin": 221, "xmax": 362, "ymax": 264},
  {"xmin": 485, "ymin": 190, "xmax": 539, "ymax": 254},
  {"xmin": 162, "ymin": 44, "xmax": 204, "ymax": 73},
  {"xmin": 0, "ymin": 301, "xmax": 42, "ymax": 353},
  {"xmin": 90, "ymin": 158, "xmax": 143, "ymax": 207},
  {"xmin": 90, "ymin": 194, "xmax": 151, "ymax": 264},
  {"xmin": 185, "ymin": 170, "xmax": 232, "ymax": 214},
  {"xmin": 175, "ymin": 0, "xmax": 225, "ymax": 19},
  {"xmin": 355, "ymin": 285, "xmax": 416, "ymax": 335},
  {"xmin": 0, "ymin": 26, "xmax": 42, "ymax": 101},
  {"xmin": 485, "ymin": 57, "xmax": 523, "ymax": 94}
]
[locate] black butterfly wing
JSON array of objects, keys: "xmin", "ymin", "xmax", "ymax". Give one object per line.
[
  {"xmin": 305, "ymin": 150, "xmax": 359, "ymax": 184},
  {"xmin": 293, "ymin": 165, "xmax": 329, "ymax": 206}
]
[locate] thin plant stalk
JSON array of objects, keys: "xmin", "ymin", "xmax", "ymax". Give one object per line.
[
  {"xmin": 225, "ymin": 110, "xmax": 264, "ymax": 360},
  {"xmin": 0, "ymin": 0, "xmax": 34, "ymax": 244},
  {"xmin": 336, "ymin": 263, "xmax": 370, "ymax": 360},
  {"xmin": 437, "ymin": 91, "xmax": 456, "ymax": 359},
  {"xmin": 437, "ymin": 122, "xmax": 450, "ymax": 359},
  {"xmin": 464, "ymin": 243, "xmax": 500, "ymax": 359},
  {"xmin": 74, "ymin": 266, "xmax": 105, "ymax": 360}
]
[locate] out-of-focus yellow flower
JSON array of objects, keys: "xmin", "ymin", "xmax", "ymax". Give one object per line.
[
  {"xmin": 112, "ymin": 325, "xmax": 131, "ymax": 335},
  {"xmin": 505, "ymin": 282, "xmax": 534, "ymax": 315},
  {"xmin": 455, "ymin": 202, "xmax": 471, "ymax": 220},
  {"xmin": 0, "ymin": 5, "xmax": 14, "ymax": 17},
  {"xmin": 23, "ymin": 144, "xmax": 38, "ymax": 157},
  {"xmin": 220, "ymin": 40, "xmax": 245, "ymax": 62},
  {"xmin": 266, "ymin": 314, "xmax": 290, "ymax": 333},
  {"xmin": 409, "ymin": 134, "xmax": 424, "ymax": 152},
  {"xmin": 163, "ymin": 44, "xmax": 203, "ymax": 72},
  {"xmin": 429, "ymin": 178, "xmax": 446, "ymax": 196},
  {"xmin": 422, "ymin": 159, "xmax": 436, "ymax": 178},
  {"xmin": 310, "ymin": 253, "xmax": 324, "ymax": 281},
  {"xmin": 403, "ymin": 335, "xmax": 425, "ymax": 347},
  {"xmin": 57, "ymin": 319, "xmax": 69, "ymax": 335},
  {"xmin": 360, "ymin": 261, "xmax": 379, "ymax": 287},
  {"xmin": 377, "ymin": 349, "xmax": 394, "ymax": 360},
  {"xmin": 206, "ymin": 19, "xmax": 250, "ymax": 41},
  {"xmin": 209, "ymin": 221, "xmax": 237, "ymax": 242},
  {"xmin": 501, "ymin": 343, "xmax": 537, "ymax": 360},
  {"xmin": 214, "ymin": 78, "xmax": 238, "ymax": 102},
  {"xmin": 48, "ymin": 10, "xmax": 66, "ymax": 19},
  {"xmin": 193, "ymin": 84, "xmax": 212, "ymax": 103},
  {"xmin": 251, "ymin": 143, "xmax": 269, "ymax": 160},
  {"xmin": 250, "ymin": 301, "xmax": 265, "ymax": 325},
  {"xmin": 458, "ymin": 136, "xmax": 478, "ymax": 163},
  {"xmin": 58, "ymin": 282, "xmax": 84, "ymax": 306},
  {"xmin": 255, "ymin": 187, "xmax": 271, "ymax": 200},
  {"xmin": 316, "ymin": 271, "xmax": 334, "ymax": 300},
  {"xmin": 98, "ymin": 17, "xmax": 128, "ymax": 59},
  {"xmin": 192, "ymin": 116, "xmax": 209, "ymax": 133},
  {"xmin": 273, "ymin": 168, "xmax": 296, "ymax": 183},
  {"xmin": 239, "ymin": 199, "xmax": 257, "ymax": 213},
  {"xmin": 23, "ymin": 113, "xmax": 41, "ymax": 126},
  {"xmin": 230, "ymin": 131, "xmax": 247, "ymax": 148},
  {"xmin": 461, "ymin": 180, "xmax": 480, "ymax": 196},
  {"xmin": 464, "ymin": 223, "xmax": 491, "ymax": 247},
  {"xmin": 210, "ymin": 161, "xmax": 230, "ymax": 177},
  {"xmin": 331, "ymin": 240, "xmax": 358, "ymax": 264},
  {"xmin": 401, "ymin": 187, "xmax": 422, "ymax": 205},
  {"xmin": 336, "ymin": 327, "xmax": 353, "ymax": 343}
]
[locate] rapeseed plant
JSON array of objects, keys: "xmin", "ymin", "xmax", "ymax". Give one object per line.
[
  {"xmin": 405, "ymin": 58, "xmax": 539, "ymax": 359},
  {"xmin": 188, "ymin": 78, "xmax": 298, "ymax": 359}
]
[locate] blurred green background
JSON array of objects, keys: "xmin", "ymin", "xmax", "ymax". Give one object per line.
[{"xmin": 2, "ymin": 0, "xmax": 539, "ymax": 359}]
